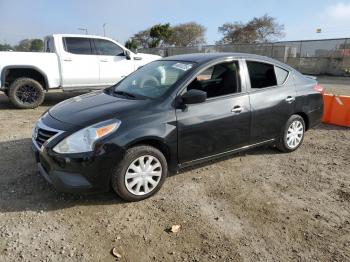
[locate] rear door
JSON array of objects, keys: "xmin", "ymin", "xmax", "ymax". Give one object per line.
[
  {"xmin": 94, "ymin": 38, "xmax": 135, "ymax": 85},
  {"xmin": 244, "ymin": 60, "xmax": 296, "ymax": 143},
  {"xmin": 176, "ymin": 60, "xmax": 251, "ymax": 164},
  {"xmin": 60, "ymin": 37, "xmax": 100, "ymax": 88}
]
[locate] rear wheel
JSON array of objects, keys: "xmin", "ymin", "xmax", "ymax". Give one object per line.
[
  {"xmin": 8, "ymin": 77, "xmax": 45, "ymax": 109},
  {"xmin": 111, "ymin": 145, "xmax": 168, "ymax": 201},
  {"xmin": 276, "ymin": 115, "xmax": 305, "ymax": 153}
]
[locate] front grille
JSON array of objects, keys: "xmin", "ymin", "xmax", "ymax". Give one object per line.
[{"xmin": 35, "ymin": 128, "xmax": 58, "ymax": 148}]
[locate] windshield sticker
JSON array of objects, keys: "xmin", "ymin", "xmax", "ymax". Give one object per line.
[{"xmin": 172, "ymin": 63, "xmax": 193, "ymax": 71}]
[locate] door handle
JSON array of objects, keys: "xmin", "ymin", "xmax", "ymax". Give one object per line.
[
  {"xmin": 100, "ymin": 59, "xmax": 108, "ymax": 62},
  {"xmin": 231, "ymin": 106, "xmax": 243, "ymax": 113},
  {"xmin": 63, "ymin": 58, "xmax": 72, "ymax": 62},
  {"xmin": 285, "ymin": 96, "xmax": 295, "ymax": 103}
]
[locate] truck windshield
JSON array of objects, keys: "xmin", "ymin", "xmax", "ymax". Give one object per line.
[{"xmin": 113, "ymin": 60, "xmax": 195, "ymax": 99}]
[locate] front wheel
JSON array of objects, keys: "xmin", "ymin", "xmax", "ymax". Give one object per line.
[
  {"xmin": 276, "ymin": 115, "xmax": 305, "ymax": 153},
  {"xmin": 8, "ymin": 77, "xmax": 45, "ymax": 109},
  {"xmin": 111, "ymin": 145, "xmax": 168, "ymax": 201}
]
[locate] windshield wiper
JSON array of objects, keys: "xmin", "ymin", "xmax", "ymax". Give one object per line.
[{"xmin": 113, "ymin": 90, "xmax": 137, "ymax": 99}]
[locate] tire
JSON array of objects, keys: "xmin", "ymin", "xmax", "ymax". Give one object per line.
[
  {"xmin": 276, "ymin": 114, "xmax": 305, "ymax": 153},
  {"xmin": 8, "ymin": 77, "xmax": 45, "ymax": 109},
  {"xmin": 111, "ymin": 145, "xmax": 168, "ymax": 201}
]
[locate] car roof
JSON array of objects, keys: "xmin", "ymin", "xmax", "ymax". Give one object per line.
[
  {"xmin": 51, "ymin": 33, "xmax": 110, "ymax": 39},
  {"xmin": 162, "ymin": 52, "xmax": 293, "ymax": 70}
]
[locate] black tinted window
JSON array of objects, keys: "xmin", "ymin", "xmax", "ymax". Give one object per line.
[
  {"xmin": 247, "ymin": 61, "xmax": 277, "ymax": 89},
  {"xmin": 187, "ymin": 61, "xmax": 240, "ymax": 98},
  {"xmin": 275, "ymin": 66, "xmax": 289, "ymax": 85},
  {"xmin": 95, "ymin": 39, "xmax": 124, "ymax": 56},
  {"xmin": 64, "ymin": 37, "xmax": 93, "ymax": 55}
]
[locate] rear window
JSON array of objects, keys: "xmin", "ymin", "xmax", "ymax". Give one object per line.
[
  {"xmin": 64, "ymin": 37, "xmax": 93, "ymax": 55},
  {"xmin": 275, "ymin": 66, "xmax": 289, "ymax": 85},
  {"xmin": 247, "ymin": 61, "xmax": 277, "ymax": 89},
  {"xmin": 44, "ymin": 37, "xmax": 55, "ymax": 53}
]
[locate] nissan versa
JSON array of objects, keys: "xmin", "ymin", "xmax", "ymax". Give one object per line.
[{"xmin": 32, "ymin": 53, "xmax": 324, "ymax": 201}]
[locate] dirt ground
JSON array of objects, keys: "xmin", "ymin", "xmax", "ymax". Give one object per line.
[{"xmin": 0, "ymin": 77, "xmax": 349, "ymax": 262}]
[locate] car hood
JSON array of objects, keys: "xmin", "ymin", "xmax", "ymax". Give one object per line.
[{"xmin": 49, "ymin": 90, "xmax": 149, "ymax": 127}]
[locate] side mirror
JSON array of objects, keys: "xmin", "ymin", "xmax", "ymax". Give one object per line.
[
  {"xmin": 182, "ymin": 89, "xmax": 207, "ymax": 104},
  {"xmin": 124, "ymin": 50, "xmax": 131, "ymax": 60}
]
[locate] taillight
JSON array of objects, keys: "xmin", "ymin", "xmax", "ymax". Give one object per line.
[{"xmin": 313, "ymin": 84, "xmax": 324, "ymax": 93}]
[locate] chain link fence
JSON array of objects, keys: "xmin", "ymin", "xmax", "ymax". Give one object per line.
[{"xmin": 140, "ymin": 38, "xmax": 350, "ymax": 76}]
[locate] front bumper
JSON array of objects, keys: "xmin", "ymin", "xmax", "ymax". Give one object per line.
[{"xmin": 32, "ymin": 141, "xmax": 124, "ymax": 194}]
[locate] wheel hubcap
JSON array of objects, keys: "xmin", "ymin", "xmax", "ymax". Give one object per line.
[
  {"xmin": 125, "ymin": 155, "xmax": 162, "ymax": 196},
  {"xmin": 286, "ymin": 120, "xmax": 304, "ymax": 149},
  {"xmin": 16, "ymin": 85, "xmax": 39, "ymax": 104}
]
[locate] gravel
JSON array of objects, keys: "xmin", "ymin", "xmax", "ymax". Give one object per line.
[{"xmin": 0, "ymin": 79, "xmax": 349, "ymax": 261}]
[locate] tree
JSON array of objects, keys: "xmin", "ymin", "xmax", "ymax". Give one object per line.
[
  {"xmin": 0, "ymin": 43, "xmax": 13, "ymax": 51},
  {"xmin": 149, "ymin": 23, "xmax": 173, "ymax": 48},
  {"xmin": 13, "ymin": 38, "xmax": 44, "ymax": 52},
  {"xmin": 248, "ymin": 14, "xmax": 285, "ymax": 42},
  {"xmin": 125, "ymin": 39, "xmax": 138, "ymax": 51},
  {"xmin": 169, "ymin": 22, "xmax": 206, "ymax": 47},
  {"xmin": 15, "ymin": 39, "xmax": 32, "ymax": 51},
  {"xmin": 126, "ymin": 22, "xmax": 207, "ymax": 49},
  {"xmin": 218, "ymin": 14, "xmax": 284, "ymax": 44},
  {"xmin": 131, "ymin": 29, "xmax": 152, "ymax": 49},
  {"xmin": 30, "ymin": 39, "xmax": 43, "ymax": 51},
  {"xmin": 218, "ymin": 22, "xmax": 255, "ymax": 44}
]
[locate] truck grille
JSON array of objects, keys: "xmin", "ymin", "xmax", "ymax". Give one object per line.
[{"xmin": 35, "ymin": 128, "xmax": 58, "ymax": 148}]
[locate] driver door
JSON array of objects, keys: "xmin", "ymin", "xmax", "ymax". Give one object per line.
[
  {"xmin": 176, "ymin": 60, "xmax": 251, "ymax": 164},
  {"xmin": 94, "ymin": 38, "xmax": 135, "ymax": 86}
]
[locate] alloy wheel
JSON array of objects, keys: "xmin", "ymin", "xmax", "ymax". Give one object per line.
[{"xmin": 16, "ymin": 84, "xmax": 39, "ymax": 104}]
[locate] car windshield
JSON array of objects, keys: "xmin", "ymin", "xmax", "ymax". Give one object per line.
[{"xmin": 113, "ymin": 60, "xmax": 195, "ymax": 99}]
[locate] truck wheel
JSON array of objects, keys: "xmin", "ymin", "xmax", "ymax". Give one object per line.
[
  {"xmin": 8, "ymin": 78, "xmax": 45, "ymax": 109},
  {"xmin": 111, "ymin": 145, "xmax": 168, "ymax": 201}
]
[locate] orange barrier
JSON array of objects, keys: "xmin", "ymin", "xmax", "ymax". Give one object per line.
[{"xmin": 322, "ymin": 94, "xmax": 350, "ymax": 127}]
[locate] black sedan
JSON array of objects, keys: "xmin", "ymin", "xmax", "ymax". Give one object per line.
[{"xmin": 32, "ymin": 53, "xmax": 324, "ymax": 201}]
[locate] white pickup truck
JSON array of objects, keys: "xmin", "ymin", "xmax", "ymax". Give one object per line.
[{"xmin": 0, "ymin": 34, "xmax": 160, "ymax": 108}]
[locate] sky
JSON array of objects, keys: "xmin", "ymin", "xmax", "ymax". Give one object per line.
[{"xmin": 1, "ymin": 0, "xmax": 350, "ymax": 45}]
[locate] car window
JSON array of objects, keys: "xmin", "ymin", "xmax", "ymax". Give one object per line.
[
  {"xmin": 275, "ymin": 66, "xmax": 289, "ymax": 85},
  {"xmin": 95, "ymin": 39, "xmax": 124, "ymax": 56},
  {"xmin": 113, "ymin": 61, "xmax": 195, "ymax": 99},
  {"xmin": 187, "ymin": 61, "xmax": 240, "ymax": 99},
  {"xmin": 196, "ymin": 67, "xmax": 213, "ymax": 81},
  {"xmin": 64, "ymin": 37, "xmax": 93, "ymax": 55},
  {"xmin": 246, "ymin": 61, "xmax": 277, "ymax": 89},
  {"xmin": 44, "ymin": 37, "xmax": 55, "ymax": 53}
]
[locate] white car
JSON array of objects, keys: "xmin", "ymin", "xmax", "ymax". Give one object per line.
[{"xmin": 0, "ymin": 34, "xmax": 160, "ymax": 108}]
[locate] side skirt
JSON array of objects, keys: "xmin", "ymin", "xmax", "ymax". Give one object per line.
[{"xmin": 177, "ymin": 138, "xmax": 276, "ymax": 170}]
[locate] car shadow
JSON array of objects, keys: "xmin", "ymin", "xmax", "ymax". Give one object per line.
[
  {"xmin": 176, "ymin": 145, "xmax": 279, "ymax": 175},
  {"xmin": 0, "ymin": 138, "xmax": 124, "ymax": 213},
  {"xmin": 0, "ymin": 137, "xmax": 280, "ymax": 213}
]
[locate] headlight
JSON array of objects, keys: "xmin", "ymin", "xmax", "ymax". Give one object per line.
[{"xmin": 53, "ymin": 119, "xmax": 121, "ymax": 154}]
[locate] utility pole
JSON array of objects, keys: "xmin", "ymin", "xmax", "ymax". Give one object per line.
[
  {"xmin": 103, "ymin": 23, "xmax": 107, "ymax": 36},
  {"xmin": 78, "ymin": 28, "xmax": 88, "ymax": 35}
]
